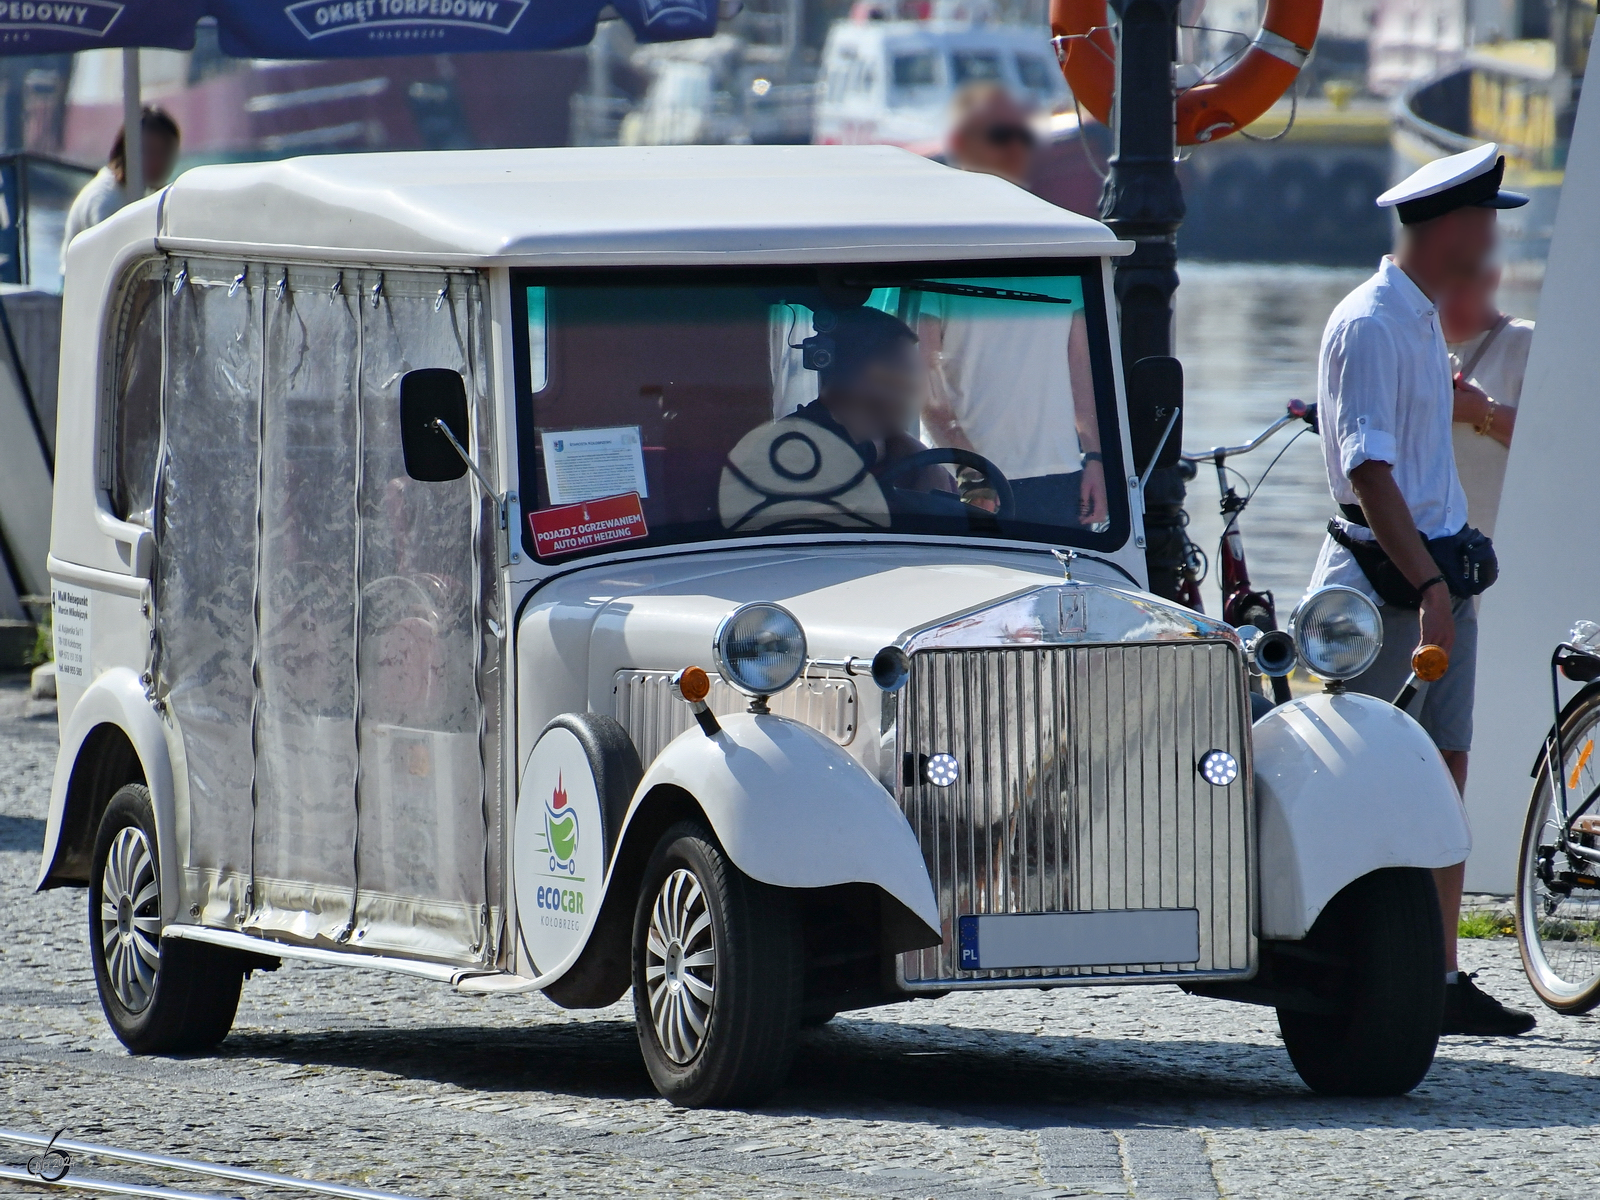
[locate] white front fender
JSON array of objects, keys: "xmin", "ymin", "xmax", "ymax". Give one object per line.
[
  {"xmin": 1253, "ymin": 690, "xmax": 1471, "ymax": 939},
  {"xmin": 627, "ymin": 712, "xmax": 940, "ymax": 939},
  {"xmin": 39, "ymin": 666, "xmax": 177, "ymax": 913}
]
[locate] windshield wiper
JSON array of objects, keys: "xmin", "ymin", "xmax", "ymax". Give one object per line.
[{"xmin": 844, "ymin": 279, "xmax": 1076, "ymax": 305}]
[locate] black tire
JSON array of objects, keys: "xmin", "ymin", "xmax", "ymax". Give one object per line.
[
  {"xmin": 89, "ymin": 784, "xmax": 243, "ymax": 1054},
  {"xmin": 631, "ymin": 821, "xmax": 802, "ymax": 1107},
  {"xmin": 1277, "ymin": 867, "xmax": 1444, "ymax": 1096}
]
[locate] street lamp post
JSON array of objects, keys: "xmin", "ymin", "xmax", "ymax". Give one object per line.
[{"xmin": 1101, "ymin": 0, "xmax": 1187, "ymax": 603}]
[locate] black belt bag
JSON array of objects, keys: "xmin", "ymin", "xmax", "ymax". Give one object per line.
[{"xmin": 1327, "ymin": 504, "xmax": 1498, "ymax": 610}]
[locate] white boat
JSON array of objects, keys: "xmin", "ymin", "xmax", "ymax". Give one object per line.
[{"xmin": 813, "ymin": 18, "xmax": 1067, "ymax": 153}]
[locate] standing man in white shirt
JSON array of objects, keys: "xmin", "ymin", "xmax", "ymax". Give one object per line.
[
  {"xmin": 1441, "ymin": 265, "xmax": 1532, "ymax": 538},
  {"xmin": 925, "ymin": 83, "xmax": 1106, "ymax": 527},
  {"xmin": 1307, "ymin": 141, "xmax": 1535, "ymax": 1037}
]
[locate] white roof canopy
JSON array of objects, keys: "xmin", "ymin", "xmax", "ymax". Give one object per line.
[{"xmin": 154, "ymin": 145, "xmax": 1129, "ymax": 267}]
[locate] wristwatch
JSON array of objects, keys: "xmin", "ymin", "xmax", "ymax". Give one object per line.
[{"xmin": 1083, "ymin": 451, "xmax": 1103, "ymax": 464}]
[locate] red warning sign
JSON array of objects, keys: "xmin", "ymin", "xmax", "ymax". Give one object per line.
[{"xmin": 530, "ymin": 492, "xmax": 648, "ymax": 559}]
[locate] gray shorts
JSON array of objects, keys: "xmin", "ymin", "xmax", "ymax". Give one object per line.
[{"xmin": 1345, "ymin": 595, "xmax": 1478, "ymax": 754}]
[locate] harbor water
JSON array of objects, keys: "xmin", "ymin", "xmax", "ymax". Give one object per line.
[{"xmin": 1175, "ymin": 262, "xmax": 1541, "ymax": 621}]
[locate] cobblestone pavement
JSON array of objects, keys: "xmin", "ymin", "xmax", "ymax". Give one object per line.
[{"xmin": 3, "ymin": 687, "xmax": 1598, "ymax": 1199}]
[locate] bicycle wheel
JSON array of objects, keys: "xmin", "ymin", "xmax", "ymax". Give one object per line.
[{"xmin": 1516, "ymin": 687, "xmax": 1600, "ymax": 1012}]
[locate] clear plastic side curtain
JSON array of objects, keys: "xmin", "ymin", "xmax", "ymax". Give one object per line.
[
  {"xmin": 156, "ymin": 258, "xmax": 261, "ymax": 924},
  {"xmin": 250, "ymin": 265, "xmax": 361, "ymax": 942},
  {"xmin": 155, "ymin": 258, "xmax": 497, "ymax": 964},
  {"xmin": 353, "ymin": 270, "xmax": 493, "ymax": 959}
]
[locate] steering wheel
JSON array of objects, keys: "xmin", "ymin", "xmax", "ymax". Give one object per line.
[{"xmin": 874, "ymin": 448, "xmax": 1016, "ymax": 519}]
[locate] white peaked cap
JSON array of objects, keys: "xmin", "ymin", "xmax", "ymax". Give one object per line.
[
  {"xmin": 1377, "ymin": 142, "xmax": 1500, "ymax": 208},
  {"xmin": 1375, "ymin": 141, "xmax": 1528, "ymax": 223}
]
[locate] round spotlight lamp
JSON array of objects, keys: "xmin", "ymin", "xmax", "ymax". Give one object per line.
[
  {"xmin": 926, "ymin": 753, "xmax": 960, "ymax": 787},
  {"xmin": 1198, "ymin": 749, "xmax": 1239, "ymax": 787},
  {"xmin": 713, "ymin": 602, "xmax": 807, "ymax": 699},
  {"xmin": 1288, "ymin": 585, "xmax": 1384, "ymax": 682}
]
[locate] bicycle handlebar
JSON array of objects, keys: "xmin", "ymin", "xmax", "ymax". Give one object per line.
[{"xmin": 1181, "ymin": 399, "xmax": 1319, "ymax": 464}]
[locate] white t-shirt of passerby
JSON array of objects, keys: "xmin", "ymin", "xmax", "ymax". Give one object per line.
[
  {"xmin": 924, "ymin": 291, "xmax": 1082, "ymax": 480},
  {"xmin": 1307, "ymin": 256, "xmax": 1469, "ymax": 603},
  {"xmin": 1448, "ymin": 317, "xmax": 1533, "ymax": 539},
  {"xmin": 60, "ymin": 167, "xmax": 123, "ymax": 273}
]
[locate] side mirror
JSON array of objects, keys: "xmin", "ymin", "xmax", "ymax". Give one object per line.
[
  {"xmin": 400, "ymin": 368, "xmax": 470, "ymax": 482},
  {"xmin": 1126, "ymin": 355, "xmax": 1184, "ymax": 477}
]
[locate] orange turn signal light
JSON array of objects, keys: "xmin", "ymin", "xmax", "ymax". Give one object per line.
[
  {"xmin": 1411, "ymin": 644, "xmax": 1449, "ymax": 683},
  {"xmin": 675, "ymin": 666, "xmax": 712, "ymax": 704}
]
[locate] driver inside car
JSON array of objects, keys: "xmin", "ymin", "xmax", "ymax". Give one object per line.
[
  {"xmin": 791, "ymin": 305, "xmax": 956, "ymax": 499},
  {"xmin": 718, "ymin": 304, "xmax": 1005, "ymax": 535}
]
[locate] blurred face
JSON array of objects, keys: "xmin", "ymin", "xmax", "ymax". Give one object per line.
[
  {"xmin": 1439, "ymin": 264, "xmax": 1501, "ymax": 341},
  {"xmin": 825, "ymin": 340, "xmax": 921, "ymax": 439},
  {"xmin": 1407, "ymin": 206, "xmax": 1497, "ymax": 302},
  {"xmin": 142, "ymin": 130, "xmax": 179, "ymax": 188},
  {"xmin": 950, "ymin": 94, "xmax": 1035, "ymax": 187}
]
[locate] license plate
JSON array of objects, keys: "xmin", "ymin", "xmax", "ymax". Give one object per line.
[{"xmin": 957, "ymin": 909, "xmax": 1201, "ymax": 971}]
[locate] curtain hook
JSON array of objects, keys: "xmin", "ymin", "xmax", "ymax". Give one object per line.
[
  {"xmin": 171, "ymin": 262, "xmax": 188, "ymax": 296},
  {"xmin": 228, "ymin": 268, "xmax": 246, "ymax": 298},
  {"xmin": 330, "ymin": 271, "xmax": 343, "ymax": 302},
  {"xmin": 434, "ymin": 282, "xmax": 448, "ymax": 312},
  {"xmin": 275, "ymin": 270, "xmax": 287, "ymax": 300},
  {"xmin": 370, "ymin": 274, "xmax": 384, "ymax": 309}
]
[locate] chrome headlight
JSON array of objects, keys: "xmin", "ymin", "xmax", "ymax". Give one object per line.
[
  {"xmin": 1288, "ymin": 586, "xmax": 1383, "ymax": 681},
  {"xmin": 713, "ymin": 602, "xmax": 807, "ymax": 696}
]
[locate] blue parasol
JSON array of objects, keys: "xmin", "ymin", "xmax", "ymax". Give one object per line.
[
  {"xmin": 0, "ymin": 0, "xmax": 721, "ymax": 203},
  {"xmin": 0, "ymin": 0, "xmax": 718, "ymax": 55}
]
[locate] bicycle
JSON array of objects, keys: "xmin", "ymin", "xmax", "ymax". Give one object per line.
[
  {"xmin": 1515, "ymin": 624, "xmax": 1600, "ymax": 1012},
  {"xmin": 1178, "ymin": 398, "xmax": 1320, "ymax": 705}
]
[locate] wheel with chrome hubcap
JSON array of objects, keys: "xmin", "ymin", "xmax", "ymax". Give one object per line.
[
  {"xmin": 645, "ymin": 867, "xmax": 717, "ymax": 1063},
  {"xmin": 631, "ymin": 821, "xmax": 802, "ymax": 1107},
  {"xmin": 89, "ymin": 784, "xmax": 245, "ymax": 1053},
  {"xmin": 99, "ymin": 823, "xmax": 162, "ymax": 1012}
]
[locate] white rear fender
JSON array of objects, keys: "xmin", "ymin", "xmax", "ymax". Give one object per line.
[
  {"xmin": 39, "ymin": 666, "xmax": 177, "ymax": 915},
  {"xmin": 1253, "ymin": 690, "xmax": 1470, "ymax": 939},
  {"xmin": 626, "ymin": 712, "xmax": 941, "ymax": 940}
]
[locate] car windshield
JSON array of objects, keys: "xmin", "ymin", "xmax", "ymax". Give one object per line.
[{"xmin": 512, "ymin": 262, "xmax": 1125, "ymax": 563}]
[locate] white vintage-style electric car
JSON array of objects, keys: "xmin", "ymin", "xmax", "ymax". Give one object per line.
[{"xmin": 41, "ymin": 145, "xmax": 1469, "ymax": 1107}]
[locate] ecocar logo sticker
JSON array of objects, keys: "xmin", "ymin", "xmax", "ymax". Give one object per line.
[
  {"xmin": 0, "ymin": 2, "xmax": 124, "ymax": 37},
  {"xmin": 514, "ymin": 726, "xmax": 607, "ymax": 975},
  {"xmin": 545, "ymin": 774, "xmax": 579, "ymax": 874},
  {"xmin": 285, "ymin": 0, "xmax": 529, "ymax": 41}
]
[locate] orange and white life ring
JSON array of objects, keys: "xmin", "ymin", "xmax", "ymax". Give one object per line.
[{"xmin": 1050, "ymin": 0, "xmax": 1322, "ymax": 146}]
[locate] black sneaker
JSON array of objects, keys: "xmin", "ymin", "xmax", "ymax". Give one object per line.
[{"xmin": 1441, "ymin": 971, "xmax": 1536, "ymax": 1036}]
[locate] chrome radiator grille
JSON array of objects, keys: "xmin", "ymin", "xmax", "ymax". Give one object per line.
[{"xmin": 897, "ymin": 641, "xmax": 1253, "ymax": 986}]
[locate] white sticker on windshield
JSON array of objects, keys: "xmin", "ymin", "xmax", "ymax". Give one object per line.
[{"xmin": 540, "ymin": 426, "xmax": 649, "ymax": 505}]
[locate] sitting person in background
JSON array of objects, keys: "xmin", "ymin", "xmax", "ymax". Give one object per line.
[
  {"xmin": 946, "ymin": 81, "xmax": 1036, "ymax": 188},
  {"xmin": 62, "ymin": 106, "xmax": 180, "ymax": 271},
  {"xmin": 1441, "ymin": 264, "xmax": 1532, "ymax": 538}
]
